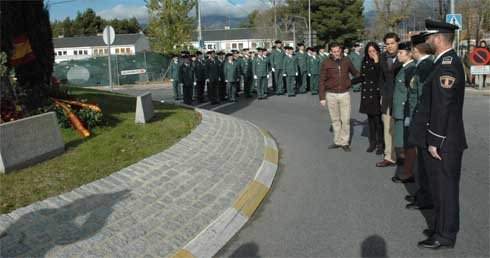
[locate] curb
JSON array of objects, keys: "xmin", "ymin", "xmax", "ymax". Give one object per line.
[{"xmin": 168, "ymin": 110, "xmax": 279, "ymax": 258}]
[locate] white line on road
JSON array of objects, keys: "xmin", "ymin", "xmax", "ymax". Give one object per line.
[
  {"xmin": 210, "ymin": 102, "xmax": 236, "ymax": 111},
  {"xmin": 196, "ymin": 102, "xmax": 211, "ymax": 107}
]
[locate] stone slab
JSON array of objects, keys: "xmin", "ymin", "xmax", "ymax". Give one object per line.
[{"xmin": 135, "ymin": 92, "xmax": 154, "ymax": 124}]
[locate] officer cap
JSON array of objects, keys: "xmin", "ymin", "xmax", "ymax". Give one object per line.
[
  {"xmin": 231, "ymin": 49, "xmax": 239, "ymax": 53},
  {"xmin": 182, "ymin": 54, "xmax": 191, "ymax": 59},
  {"xmin": 353, "ymin": 43, "xmax": 360, "ymax": 47},
  {"xmin": 297, "ymin": 42, "xmax": 304, "ymax": 47},
  {"xmin": 411, "ymin": 32, "xmax": 427, "ymax": 46},
  {"xmin": 181, "ymin": 50, "xmax": 190, "ymax": 55},
  {"xmin": 217, "ymin": 51, "xmax": 225, "ymax": 55},
  {"xmin": 190, "ymin": 54, "xmax": 196, "ymax": 58},
  {"xmin": 225, "ymin": 53, "xmax": 233, "ymax": 58},
  {"xmin": 206, "ymin": 50, "xmax": 215, "ymax": 54},
  {"xmin": 171, "ymin": 54, "xmax": 178, "ymax": 58},
  {"xmin": 195, "ymin": 51, "xmax": 203, "ymax": 55},
  {"xmin": 256, "ymin": 47, "xmax": 263, "ymax": 51},
  {"xmin": 274, "ymin": 40, "xmax": 282, "ymax": 44},
  {"xmin": 398, "ymin": 41, "xmax": 412, "ymax": 51},
  {"xmin": 242, "ymin": 48, "xmax": 249, "ymax": 51},
  {"xmin": 423, "ymin": 19, "xmax": 459, "ymax": 37}
]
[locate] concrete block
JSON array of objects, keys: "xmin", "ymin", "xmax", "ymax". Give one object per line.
[
  {"xmin": 0, "ymin": 112, "xmax": 64, "ymax": 173},
  {"xmin": 135, "ymin": 92, "xmax": 154, "ymax": 124}
]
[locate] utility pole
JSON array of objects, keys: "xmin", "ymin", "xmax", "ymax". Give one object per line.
[
  {"xmin": 308, "ymin": 0, "xmax": 311, "ymax": 47},
  {"xmin": 197, "ymin": 0, "xmax": 203, "ymax": 50},
  {"xmin": 273, "ymin": 0, "xmax": 277, "ymax": 39}
]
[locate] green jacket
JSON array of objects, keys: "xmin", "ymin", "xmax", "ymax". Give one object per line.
[
  {"xmin": 270, "ymin": 48, "xmax": 285, "ymax": 70},
  {"xmin": 349, "ymin": 51, "xmax": 363, "ymax": 71},
  {"xmin": 296, "ymin": 50, "xmax": 307, "ymax": 71},
  {"xmin": 307, "ymin": 55, "xmax": 321, "ymax": 75},
  {"xmin": 193, "ymin": 59, "xmax": 207, "ymax": 81},
  {"xmin": 168, "ymin": 61, "xmax": 180, "ymax": 81},
  {"xmin": 179, "ymin": 63, "xmax": 195, "ymax": 86},
  {"xmin": 392, "ymin": 60, "xmax": 416, "ymax": 119},
  {"xmin": 319, "ymin": 53, "xmax": 329, "ymax": 63},
  {"xmin": 218, "ymin": 59, "xmax": 225, "ymax": 81},
  {"xmin": 239, "ymin": 56, "xmax": 253, "ymax": 77},
  {"xmin": 407, "ymin": 56, "xmax": 434, "ymax": 119},
  {"xmin": 224, "ymin": 61, "xmax": 239, "ymax": 82},
  {"xmin": 253, "ymin": 55, "xmax": 269, "ymax": 77},
  {"xmin": 282, "ymin": 54, "xmax": 298, "ymax": 76},
  {"xmin": 206, "ymin": 58, "xmax": 220, "ymax": 81}
]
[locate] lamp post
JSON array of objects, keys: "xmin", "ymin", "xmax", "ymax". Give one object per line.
[{"xmin": 308, "ymin": 0, "xmax": 311, "ymax": 47}]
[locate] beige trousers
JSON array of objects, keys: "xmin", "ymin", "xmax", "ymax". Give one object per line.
[
  {"xmin": 326, "ymin": 92, "xmax": 351, "ymax": 146},
  {"xmin": 382, "ymin": 108, "xmax": 395, "ymax": 162}
]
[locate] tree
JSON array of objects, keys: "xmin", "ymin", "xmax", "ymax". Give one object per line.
[
  {"xmin": 240, "ymin": 10, "xmax": 259, "ymax": 28},
  {"xmin": 145, "ymin": 0, "xmax": 196, "ymax": 54},
  {"xmin": 373, "ymin": 0, "xmax": 411, "ymax": 32},
  {"xmin": 72, "ymin": 8, "xmax": 104, "ymax": 36}
]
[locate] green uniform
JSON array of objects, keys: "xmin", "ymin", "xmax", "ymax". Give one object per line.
[
  {"xmin": 271, "ymin": 48, "xmax": 285, "ymax": 94},
  {"xmin": 239, "ymin": 56, "xmax": 253, "ymax": 97},
  {"xmin": 179, "ymin": 63, "xmax": 195, "ymax": 105},
  {"xmin": 218, "ymin": 58, "xmax": 226, "ymax": 100},
  {"xmin": 319, "ymin": 52, "xmax": 329, "ymax": 64},
  {"xmin": 296, "ymin": 50, "xmax": 308, "ymax": 93},
  {"xmin": 193, "ymin": 59, "xmax": 207, "ymax": 102},
  {"xmin": 206, "ymin": 58, "xmax": 221, "ymax": 104},
  {"xmin": 307, "ymin": 54, "xmax": 321, "ymax": 94},
  {"xmin": 392, "ymin": 60, "xmax": 416, "ymax": 148},
  {"xmin": 349, "ymin": 51, "xmax": 363, "ymax": 92},
  {"xmin": 407, "ymin": 56, "xmax": 434, "ymax": 122},
  {"xmin": 168, "ymin": 61, "xmax": 181, "ymax": 100},
  {"xmin": 282, "ymin": 54, "xmax": 298, "ymax": 96},
  {"xmin": 224, "ymin": 60, "xmax": 239, "ymax": 102},
  {"xmin": 253, "ymin": 55, "xmax": 269, "ymax": 99}
]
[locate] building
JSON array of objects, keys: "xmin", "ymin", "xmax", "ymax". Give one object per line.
[
  {"xmin": 190, "ymin": 28, "xmax": 297, "ymax": 52},
  {"xmin": 52, "ymin": 33, "xmax": 150, "ymax": 63}
]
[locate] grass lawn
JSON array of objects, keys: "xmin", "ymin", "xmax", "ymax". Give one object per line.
[{"xmin": 0, "ymin": 87, "xmax": 200, "ymax": 214}]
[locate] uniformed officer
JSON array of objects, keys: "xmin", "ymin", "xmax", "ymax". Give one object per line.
[
  {"xmin": 193, "ymin": 51, "xmax": 207, "ymax": 103},
  {"xmin": 283, "ymin": 46, "xmax": 298, "ymax": 97},
  {"xmin": 239, "ymin": 48, "xmax": 254, "ymax": 98},
  {"xmin": 217, "ymin": 51, "xmax": 227, "ymax": 100},
  {"xmin": 206, "ymin": 50, "xmax": 221, "ymax": 104},
  {"xmin": 405, "ymin": 33, "xmax": 435, "ymax": 211},
  {"xmin": 168, "ymin": 55, "xmax": 181, "ymax": 100},
  {"xmin": 349, "ymin": 43, "xmax": 363, "ymax": 92},
  {"xmin": 318, "ymin": 46, "xmax": 329, "ymax": 63},
  {"xmin": 232, "ymin": 49, "xmax": 242, "ymax": 94},
  {"xmin": 391, "ymin": 41, "xmax": 416, "ymax": 184},
  {"xmin": 307, "ymin": 47, "xmax": 320, "ymax": 95},
  {"xmin": 414, "ymin": 19, "xmax": 467, "ymax": 250},
  {"xmin": 296, "ymin": 43, "xmax": 308, "ymax": 93},
  {"xmin": 271, "ymin": 40, "xmax": 286, "ymax": 95},
  {"xmin": 253, "ymin": 48, "xmax": 270, "ymax": 99},
  {"xmin": 224, "ymin": 53, "xmax": 240, "ymax": 102},
  {"xmin": 179, "ymin": 54, "xmax": 195, "ymax": 105}
]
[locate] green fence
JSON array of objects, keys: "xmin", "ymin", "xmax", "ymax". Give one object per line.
[{"xmin": 53, "ymin": 52, "xmax": 170, "ymax": 87}]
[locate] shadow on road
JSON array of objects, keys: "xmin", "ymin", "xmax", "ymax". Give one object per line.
[
  {"xmin": 0, "ymin": 190, "xmax": 130, "ymax": 257},
  {"xmin": 361, "ymin": 234, "xmax": 388, "ymax": 258},
  {"xmin": 228, "ymin": 242, "xmax": 261, "ymax": 258}
]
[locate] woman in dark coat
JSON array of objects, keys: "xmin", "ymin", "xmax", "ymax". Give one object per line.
[{"xmin": 359, "ymin": 42, "xmax": 384, "ymax": 154}]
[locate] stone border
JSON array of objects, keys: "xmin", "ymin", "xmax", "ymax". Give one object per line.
[{"xmin": 169, "ymin": 117, "xmax": 279, "ymax": 258}]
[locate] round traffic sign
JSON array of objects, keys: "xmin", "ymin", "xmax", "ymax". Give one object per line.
[
  {"xmin": 470, "ymin": 48, "xmax": 490, "ymax": 66},
  {"xmin": 103, "ymin": 26, "xmax": 115, "ymax": 45}
]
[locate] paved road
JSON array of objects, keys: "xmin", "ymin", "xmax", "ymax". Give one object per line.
[{"xmin": 118, "ymin": 87, "xmax": 489, "ymax": 257}]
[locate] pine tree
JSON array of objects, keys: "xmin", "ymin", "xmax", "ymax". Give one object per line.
[{"xmin": 145, "ymin": 0, "xmax": 196, "ymax": 54}]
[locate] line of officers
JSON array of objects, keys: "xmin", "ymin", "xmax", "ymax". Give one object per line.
[{"xmin": 166, "ymin": 41, "xmax": 330, "ymax": 105}]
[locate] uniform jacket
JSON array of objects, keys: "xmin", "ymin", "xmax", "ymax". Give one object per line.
[
  {"xmin": 349, "ymin": 51, "xmax": 363, "ymax": 71},
  {"xmin": 296, "ymin": 50, "xmax": 307, "ymax": 71},
  {"xmin": 319, "ymin": 53, "xmax": 329, "ymax": 63},
  {"xmin": 206, "ymin": 58, "xmax": 220, "ymax": 82},
  {"xmin": 282, "ymin": 54, "xmax": 298, "ymax": 76},
  {"xmin": 392, "ymin": 60, "xmax": 416, "ymax": 120},
  {"xmin": 307, "ymin": 55, "xmax": 321, "ymax": 75},
  {"xmin": 359, "ymin": 58, "xmax": 383, "ymax": 115},
  {"xmin": 409, "ymin": 49, "xmax": 467, "ymax": 152},
  {"xmin": 379, "ymin": 52, "xmax": 402, "ymax": 114},
  {"xmin": 270, "ymin": 48, "xmax": 285, "ymax": 70},
  {"xmin": 253, "ymin": 55, "xmax": 269, "ymax": 77},
  {"xmin": 168, "ymin": 61, "xmax": 180, "ymax": 81},
  {"xmin": 224, "ymin": 61, "xmax": 239, "ymax": 82},
  {"xmin": 179, "ymin": 63, "xmax": 195, "ymax": 86},
  {"xmin": 239, "ymin": 56, "xmax": 253, "ymax": 78},
  {"xmin": 218, "ymin": 58, "xmax": 225, "ymax": 81},
  {"xmin": 407, "ymin": 56, "xmax": 434, "ymax": 121},
  {"xmin": 193, "ymin": 59, "xmax": 207, "ymax": 81},
  {"xmin": 319, "ymin": 56, "xmax": 360, "ymax": 100}
]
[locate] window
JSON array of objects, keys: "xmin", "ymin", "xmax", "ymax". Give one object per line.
[
  {"xmin": 84, "ymin": 50, "xmax": 88, "ymax": 55},
  {"xmin": 225, "ymin": 43, "xmax": 230, "ymax": 49},
  {"xmin": 115, "ymin": 48, "xmax": 120, "ymax": 54},
  {"xmin": 207, "ymin": 44, "xmax": 212, "ymax": 49},
  {"xmin": 73, "ymin": 50, "xmax": 77, "ymax": 55},
  {"xmin": 252, "ymin": 42, "xmax": 257, "ymax": 48},
  {"xmin": 238, "ymin": 43, "xmax": 243, "ymax": 49},
  {"xmin": 78, "ymin": 50, "xmax": 83, "ymax": 55},
  {"xmin": 63, "ymin": 51, "xmax": 67, "ymax": 55},
  {"xmin": 126, "ymin": 48, "xmax": 130, "ymax": 54},
  {"xmin": 58, "ymin": 51, "xmax": 62, "ymax": 56},
  {"xmin": 54, "ymin": 52, "xmax": 57, "ymax": 56},
  {"xmin": 104, "ymin": 49, "xmax": 108, "ymax": 54},
  {"xmin": 232, "ymin": 43, "xmax": 237, "ymax": 49}
]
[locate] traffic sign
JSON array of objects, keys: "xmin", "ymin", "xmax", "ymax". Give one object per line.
[
  {"xmin": 121, "ymin": 69, "xmax": 146, "ymax": 76},
  {"xmin": 199, "ymin": 40, "xmax": 205, "ymax": 49},
  {"xmin": 446, "ymin": 14, "xmax": 462, "ymax": 30},
  {"xmin": 470, "ymin": 48, "xmax": 490, "ymax": 66},
  {"xmin": 471, "ymin": 65, "xmax": 490, "ymax": 75},
  {"xmin": 103, "ymin": 26, "xmax": 115, "ymax": 45}
]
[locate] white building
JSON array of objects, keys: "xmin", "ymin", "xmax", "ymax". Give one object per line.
[
  {"xmin": 52, "ymin": 33, "xmax": 150, "ymax": 63},
  {"xmin": 190, "ymin": 28, "xmax": 296, "ymax": 52}
]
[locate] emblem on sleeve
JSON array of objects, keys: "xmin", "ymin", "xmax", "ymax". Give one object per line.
[
  {"xmin": 440, "ymin": 75, "xmax": 455, "ymax": 88},
  {"xmin": 442, "ymin": 56, "xmax": 453, "ymax": 65}
]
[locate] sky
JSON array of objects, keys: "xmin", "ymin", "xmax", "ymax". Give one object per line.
[{"xmin": 48, "ymin": 0, "xmax": 373, "ymax": 22}]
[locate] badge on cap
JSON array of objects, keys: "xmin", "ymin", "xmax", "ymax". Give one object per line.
[
  {"xmin": 440, "ymin": 75, "xmax": 455, "ymax": 89},
  {"xmin": 442, "ymin": 56, "xmax": 453, "ymax": 65}
]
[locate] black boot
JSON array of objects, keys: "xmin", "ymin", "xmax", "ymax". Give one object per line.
[
  {"xmin": 366, "ymin": 143, "xmax": 376, "ymax": 153},
  {"xmin": 375, "ymin": 144, "xmax": 384, "ymax": 155}
]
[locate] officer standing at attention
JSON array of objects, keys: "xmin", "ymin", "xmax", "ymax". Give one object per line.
[
  {"xmin": 205, "ymin": 50, "xmax": 221, "ymax": 104},
  {"xmin": 168, "ymin": 55, "xmax": 181, "ymax": 100},
  {"xmin": 296, "ymin": 43, "xmax": 308, "ymax": 93},
  {"xmin": 224, "ymin": 53, "xmax": 240, "ymax": 102},
  {"xmin": 415, "ymin": 19, "xmax": 467, "ymax": 250},
  {"xmin": 307, "ymin": 47, "xmax": 320, "ymax": 95},
  {"xmin": 349, "ymin": 43, "xmax": 363, "ymax": 92},
  {"xmin": 253, "ymin": 48, "xmax": 270, "ymax": 99},
  {"xmin": 217, "ymin": 51, "xmax": 227, "ymax": 101},
  {"xmin": 283, "ymin": 46, "xmax": 299, "ymax": 97},
  {"xmin": 193, "ymin": 51, "xmax": 207, "ymax": 103},
  {"xmin": 239, "ymin": 48, "xmax": 254, "ymax": 98},
  {"xmin": 271, "ymin": 40, "xmax": 286, "ymax": 95},
  {"xmin": 318, "ymin": 46, "xmax": 329, "ymax": 63},
  {"xmin": 179, "ymin": 54, "xmax": 195, "ymax": 105}
]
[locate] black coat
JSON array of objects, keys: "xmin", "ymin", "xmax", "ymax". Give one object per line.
[
  {"xmin": 359, "ymin": 58, "xmax": 383, "ymax": 115},
  {"xmin": 379, "ymin": 52, "xmax": 402, "ymax": 114}
]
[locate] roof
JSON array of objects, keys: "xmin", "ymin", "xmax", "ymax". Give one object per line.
[
  {"xmin": 192, "ymin": 28, "xmax": 294, "ymax": 41},
  {"xmin": 53, "ymin": 33, "xmax": 145, "ymax": 48}
]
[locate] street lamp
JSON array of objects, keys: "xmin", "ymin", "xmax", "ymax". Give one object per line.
[{"xmin": 308, "ymin": 0, "xmax": 311, "ymax": 47}]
